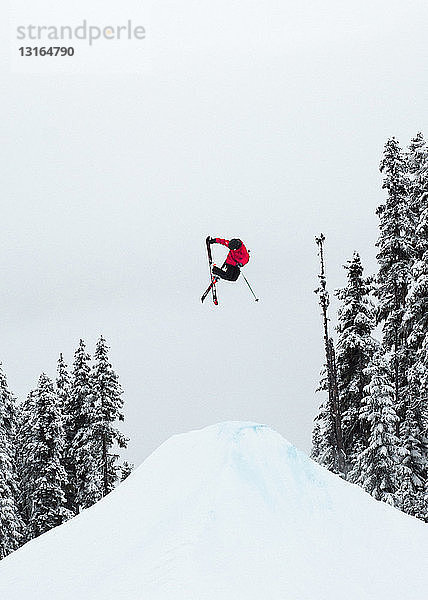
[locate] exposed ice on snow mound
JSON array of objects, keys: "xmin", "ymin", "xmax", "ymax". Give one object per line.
[{"xmin": 1, "ymin": 421, "xmax": 427, "ymax": 600}]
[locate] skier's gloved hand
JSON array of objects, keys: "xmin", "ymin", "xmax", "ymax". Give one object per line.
[{"xmin": 209, "ymin": 237, "xmax": 216, "ymax": 244}]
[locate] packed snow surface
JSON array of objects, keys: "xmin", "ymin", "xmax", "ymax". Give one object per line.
[{"xmin": 1, "ymin": 422, "xmax": 427, "ymax": 599}]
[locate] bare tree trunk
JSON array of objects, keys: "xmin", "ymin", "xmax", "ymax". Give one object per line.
[
  {"xmin": 329, "ymin": 339, "xmax": 346, "ymax": 475},
  {"xmin": 315, "ymin": 234, "xmax": 346, "ymax": 475}
]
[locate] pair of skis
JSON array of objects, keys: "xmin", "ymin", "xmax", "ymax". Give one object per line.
[{"xmin": 201, "ymin": 237, "xmax": 219, "ymax": 305}]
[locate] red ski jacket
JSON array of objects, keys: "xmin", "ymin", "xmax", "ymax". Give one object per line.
[{"xmin": 215, "ymin": 238, "xmax": 250, "ymax": 267}]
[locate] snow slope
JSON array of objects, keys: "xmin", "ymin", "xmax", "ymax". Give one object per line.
[{"xmin": 0, "ymin": 422, "xmax": 427, "ymax": 600}]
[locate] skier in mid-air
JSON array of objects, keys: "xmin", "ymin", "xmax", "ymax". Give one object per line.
[
  {"xmin": 208, "ymin": 237, "xmax": 250, "ymax": 281},
  {"xmin": 202, "ymin": 236, "xmax": 257, "ymax": 304}
]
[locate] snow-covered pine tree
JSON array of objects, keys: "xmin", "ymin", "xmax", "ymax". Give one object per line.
[
  {"xmin": 399, "ymin": 133, "xmax": 428, "ymax": 520},
  {"xmin": 20, "ymin": 374, "xmax": 71, "ymax": 541},
  {"xmin": 0, "ymin": 364, "xmax": 24, "ymax": 558},
  {"xmin": 70, "ymin": 337, "xmax": 128, "ymax": 510},
  {"xmin": 335, "ymin": 253, "xmax": 379, "ymax": 471},
  {"xmin": 56, "ymin": 353, "xmax": 71, "ymax": 414},
  {"xmin": 55, "ymin": 353, "xmax": 75, "ymax": 513},
  {"xmin": 91, "ymin": 336, "xmax": 128, "ymax": 497},
  {"xmin": 311, "ymin": 379, "xmax": 337, "ymax": 471},
  {"xmin": 69, "ymin": 339, "xmax": 96, "ymax": 513},
  {"xmin": 376, "ymin": 137, "xmax": 413, "ymax": 421},
  {"xmin": 349, "ymin": 352, "xmax": 399, "ymax": 506},
  {"xmin": 15, "ymin": 390, "xmax": 37, "ymax": 530}
]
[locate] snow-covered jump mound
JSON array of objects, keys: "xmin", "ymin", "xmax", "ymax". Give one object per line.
[{"xmin": 1, "ymin": 422, "xmax": 427, "ymax": 599}]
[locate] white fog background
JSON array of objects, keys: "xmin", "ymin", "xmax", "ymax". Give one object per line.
[{"xmin": 1, "ymin": 0, "xmax": 427, "ymax": 464}]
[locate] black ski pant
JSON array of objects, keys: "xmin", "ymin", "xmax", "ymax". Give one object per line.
[{"xmin": 213, "ymin": 264, "xmax": 240, "ymax": 282}]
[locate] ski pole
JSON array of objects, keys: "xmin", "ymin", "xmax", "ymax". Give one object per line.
[{"xmin": 241, "ymin": 274, "xmax": 259, "ymax": 302}]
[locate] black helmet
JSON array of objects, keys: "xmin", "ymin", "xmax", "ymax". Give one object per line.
[{"xmin": 228, "ymin": 238, "xmax": 242, "ymax": 250}]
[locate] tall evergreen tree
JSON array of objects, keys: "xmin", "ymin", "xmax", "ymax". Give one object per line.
[
  {"xmin": 335, "ymin": 253, "xmax": 379, "ymax": 469},
  {"xmin": 91, "ymin": 336, "xmax": 128, "ymax": 497},
  {"xmin": 18, "ymin": 374, "xmax": 71, "ymax": 541},
  {"xmin": 349, "ymin": 352, "xmax": 399, "ymax": 506},
  {"xmin": 376, "ymin": 137, "xmax": 413, "ymax": 421},
  {"xmin": 16, "ymin": 390, "xmax": 37, "ymax": 529},
  {"xmin": 70, "ymin": 337, "xmax": 128, "ymax": 510},
  {"xmin": 0, "ymin": 364, "xmax": 24, "ymax": 558},
  {"xmin": 56, "ymin": 353, "xmax": 74, "ymax": 513},
  {"xmin": 56, "ymin": 353, "xmax": 71, "ymax": 412},
  {"xmin": 399, "ymin": 133, "xmax": 428, "ymax": 519},
  {"xmin": 69, "ymin": 340, "xmax": 94, "ymax": 513}
]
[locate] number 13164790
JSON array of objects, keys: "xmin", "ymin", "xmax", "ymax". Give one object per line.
[{"xmin": 19, "ymin": 47, "xmax": 75, "ymax": 56}]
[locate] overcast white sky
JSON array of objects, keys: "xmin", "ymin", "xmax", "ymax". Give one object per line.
[{"xmin": 1, "ymin": 0, "xmax": 427, "ymax": 465}]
